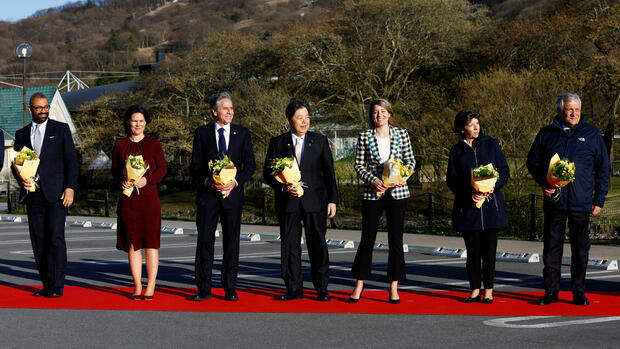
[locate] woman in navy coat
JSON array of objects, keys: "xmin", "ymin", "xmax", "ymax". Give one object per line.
[{"xmin": 446, "ymin": 110, "xmax": 509, "ymax": 304}]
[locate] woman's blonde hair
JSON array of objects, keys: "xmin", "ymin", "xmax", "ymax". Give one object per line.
[{"xmin": 367, "ymin": 98, "xmax": 395, "ymax": 128}]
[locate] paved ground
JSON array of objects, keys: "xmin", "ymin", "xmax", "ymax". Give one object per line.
[{"xmin": 0, "ymin": 215, "xmax": 619, "ymax": 348}]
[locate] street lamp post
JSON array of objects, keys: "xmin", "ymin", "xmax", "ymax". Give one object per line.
[
  {"xmin": 9, "ymin": 43, "xmax": 32, "ymax": 212},
  {"xmin": 16, "ymin": 43, "xmax": 32, "ymax": 127}
]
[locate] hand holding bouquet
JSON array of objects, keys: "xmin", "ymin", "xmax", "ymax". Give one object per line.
[
  {"xmin": 123, "ymin": 155, "xmax": 149, "ymax": 197},
  {"xmin": 209, "ymin": 155, "xmax": 237, "ymax": 198},
  {"xmin": 546, "ymin": 153, "xmax": 575, "ymax": 188},
  {"xmin": 270, "ymin": 157, "xmax": 304, "ymax": 197},
  {"xmin": 471, "ymin": 163, "xmax": 499, "ymax": 208},
  {"xmin": 377, "ymin": 158, "xmax": 414, "ymax": 197},
  {"xmin": 12, "ymin": 146, "xmax": 40, "ymax": 192}
]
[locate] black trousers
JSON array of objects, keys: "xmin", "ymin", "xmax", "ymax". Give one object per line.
[
  {"xmin": 195, "ymin": 203, "xmax": 241, "ymax": 293},
  {"xmin": 279, "ymin": 206, "xmax": 329, "ymax": 294},
  {"xmin": 351, "ymin": 196, "xmax": 406, "ymax": 281},
  {"xmin": 26, "ymin": 190, "xmax": 68, "ymax": 292},
  {"xmin": 462, "ymin": 229, "xmax": 498, "ymax": 290},
  {"xmin": 542, "ymin": 208, "xmax": 590, "ymax": 294}
]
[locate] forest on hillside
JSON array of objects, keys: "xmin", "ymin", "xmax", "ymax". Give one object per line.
[
  {"xmin": 71, "ymin": 0, "xmax": 618, "ymax": 193},
  {"xmin": 0, "ymin": 0, "xmax": 331, "ymax": 76}
]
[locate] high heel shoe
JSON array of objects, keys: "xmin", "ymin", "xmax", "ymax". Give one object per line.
[
  {"xmin": 143, "ymin": 294, "xmax": 154, "ymax": 301},
  {"xmin": 388, "ymin": 290, "xmax": 400, "ymax": 304},
  {"xmin": 131, "ymin": 289, "xmax": 142, "ymax": 300},
  {"xmin": 348, "ymin": 286, "xmax": 364, "ymax": 303}
]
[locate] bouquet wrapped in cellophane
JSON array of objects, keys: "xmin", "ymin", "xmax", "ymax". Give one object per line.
[
  {"xmin": 546, "ymin": 153, "xmax": 575, "ymax": 188},
  {"xmin": 377, "ymin": 158, "xmax": 414, "ymax": 197},
  {"xmin": 209, "ymin": 155, "xmax": 236, "ymax": 198},
  {"xmin": 270, "ymin": 157, "xmax": 304, "ymax": 197},
  {"xmin": 471, "ymin": 163, "xmax": 499, "ymax": 208},
  {"xmin": 123, "ymin": 155, "xmax": 149, "ymax": 197},
  {"xmin": 12, "ymin": 146, "xmax": 40, "ymax": 192}
]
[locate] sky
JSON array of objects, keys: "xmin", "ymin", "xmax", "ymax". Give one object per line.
[{"xmin": 0, "ymin": 0, "xmax": 73, "ymax": 22}]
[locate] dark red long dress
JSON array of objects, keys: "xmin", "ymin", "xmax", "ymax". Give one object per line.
[{"xmin": 112, "ymin": 136, "xmax": 167, "ymax": 252}]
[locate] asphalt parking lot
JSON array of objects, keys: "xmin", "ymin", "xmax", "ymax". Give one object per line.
[{"xmin": 1, "ymin": 217, "xmax": 619, "ymax": 348}]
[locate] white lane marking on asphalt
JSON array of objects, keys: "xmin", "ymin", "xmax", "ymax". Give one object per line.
[
  {"xmin": 77, "ymin": 249, "xmax": 358, "ymax": 264},
  {"xmin": 1, "ymin": 234, "xmax": 187, "ymax": 245},
  {"xmin": 10, "ymin": 241, "xmax": 270, "ymax": 254},
  {"xmin": 483, "ymin": 316, "xmax": 620, "ymax": 328}
]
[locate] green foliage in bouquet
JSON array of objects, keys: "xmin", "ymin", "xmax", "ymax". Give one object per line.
[
  {"xmin": 14, "ymin": 148, "xmax": 38, "ymax": 166},
  {"xmin": 128, "ymin": 155, "xmax": 147, "ymax": 170},
  {"xmin": 472, "ymin": 164, "xmax": 499, "ymax": 178},
  {"xmin": 270, "ymin": 157, "xmax": 295, "ymax": 175},
  {"xmin": 209, "ymin": 155, "xmax": 232, "ymax": 175},
  {"xmin": 552, "ymin": 159, "xmax": 576, "ymax": 182}
]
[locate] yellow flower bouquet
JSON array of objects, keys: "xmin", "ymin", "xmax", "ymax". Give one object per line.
[
  {"xmin": 12, "ymin": 146, "xmax": 40, "ymax": 192},
  {"xmin": 546, "ymin": 153, "xmax": 576, "ymax": 188},
  {"xmin": 270, "ymin": 157, "xmax": 304, "ymax": 197},
  {"xmin": 209, "ymin": 155, "xmax": 237, "ymax": 198},
  {"xmin": 471, "ymin": 163, "xmax": 499, "ymax": 208},
  {"xmin": 123, "ymin": 155, "xmax": 149, "ymax": 197},
  {"xmin": 377, "ymin": 158, "xmax": 414, "ymax": 197}
]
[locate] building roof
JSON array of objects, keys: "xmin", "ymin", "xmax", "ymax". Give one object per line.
[
  {"xmin": 0, "ymin": 86, "xmax": 58, "ymax": 140},
  {"xmin": 61, "ymin": 80, "xmax": 136, "ymax": 112}
]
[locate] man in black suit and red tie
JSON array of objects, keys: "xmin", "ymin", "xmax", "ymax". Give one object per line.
[
  {"xmin": 263, "ymin": 98, "xmax": 338, "ymax": 301},
  {"xmin": 13, "ymin": 92, "xmax": 78, "ymax": 298},
  {"xmin": 190, "ymin": 91, "xmax": 256, "ymax": 301}
]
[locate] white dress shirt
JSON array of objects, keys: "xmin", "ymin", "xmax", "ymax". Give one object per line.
[
  {"xmin": 30, "ymin": 119, "xmax": 48, "ymax": 154},
  {"xmin": 215, "ymin": 122, "xmax": 231, "ymax": 152}
]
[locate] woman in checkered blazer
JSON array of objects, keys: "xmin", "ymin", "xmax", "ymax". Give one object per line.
[{"xmin": 348, "ymin": 99, "xmax": 416, "ymax": 304}]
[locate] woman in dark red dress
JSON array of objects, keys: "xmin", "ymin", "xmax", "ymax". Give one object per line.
[{"xmin": 112, "ymin": 105, "xmax": 167, "ymax": 300}]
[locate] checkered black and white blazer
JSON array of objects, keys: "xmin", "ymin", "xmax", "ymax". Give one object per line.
[{"xmin": 354, "ymin": 126, "xmax": 416, "ymax": 200}]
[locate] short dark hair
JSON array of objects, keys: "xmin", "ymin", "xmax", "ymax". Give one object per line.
[
  {"xmin": 123, "ymin": 105, "xmax": 151, "ymax": 135},
  {"xmin": 209, "ymin": 91, "xmax": 233, "ymax": 117},
  {"xmin": 285, "ymin": 98, "xmax": 310, "ymax": 118},
  {"xmin": 453, "ymin": 110, "xmax": 481, "ymax": 134},
  {"xmin": 29, "ymin": 92, "xmax": 48, "ymax": 106}
]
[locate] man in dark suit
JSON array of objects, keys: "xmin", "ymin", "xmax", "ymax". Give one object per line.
[
  {"xmin": 263, "ymin": 98, "xmax": 338, "ymax": 301},
  {"xmin": 0, "ymin": 128, "xmax": 4, "ymax": 172},
  {"xmin": 13, "ymin": 92, "xmax": 78, "ymax": 297},
  {"xmin": 190, "ymin": 91, "xmax": 256, "ymax": 301}
]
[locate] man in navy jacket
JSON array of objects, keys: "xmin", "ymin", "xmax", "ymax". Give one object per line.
[
  {"xmin": 13, "ymin": 92, "xmax": 78, "ymax": 297},
  {"xmin": 527, "ymin": 92, "xmax": 609, "ymax": 306},
  {"xmin": 190, "ymin": 91, "xmax": 256, "ymax": 302}
]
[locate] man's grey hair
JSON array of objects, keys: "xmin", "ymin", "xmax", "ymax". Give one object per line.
[
  {"xmin": 556, "ymin": 92, "xmax": 581, "ymax": 113},
  {"xmin": 209, "ymin": 91, "xmax": 233, "ymax": 115}
]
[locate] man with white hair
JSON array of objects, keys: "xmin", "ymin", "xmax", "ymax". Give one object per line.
[{"xmin": 526, "ymin": 92, "xmax": 609, "ymax": 306}]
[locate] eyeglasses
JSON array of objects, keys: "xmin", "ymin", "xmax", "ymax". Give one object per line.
[{"xmin": 30, "ymin": 105, "xmax": 50, "ymax": 111}]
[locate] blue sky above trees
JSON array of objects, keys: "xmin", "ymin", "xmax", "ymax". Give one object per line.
[{"xmin": 1, "ymin": 1, "xmax": 70, "ymax": 22}]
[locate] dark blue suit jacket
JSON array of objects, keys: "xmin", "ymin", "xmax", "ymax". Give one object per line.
[
  {"xmin": 13, "ymin": 119, "xmax": 78, "ymax": 203},
  {"xmin": 190, "ymin": 122, "xmax": 256, "ymax": 209},
  {"xmin": 0, "ymin": 131, "xmax": 4, "ymax": 172},
  {"xmin": 263, "ymin": 131, "xmax": 338, "ymax": 213}
]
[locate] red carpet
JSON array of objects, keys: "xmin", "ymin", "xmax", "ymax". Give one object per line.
[{"xmin": 1, "ymin": 286, "xmax": 619, "ymax": 316}]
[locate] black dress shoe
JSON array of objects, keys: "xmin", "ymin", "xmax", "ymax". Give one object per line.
[
  {"xmin": 572, "ymin": 292, "xmax": 589, "ymax": 306},
  {"xmin": 348, "ymin": 286, "xmax": 364, "ymax": 303},
  {"xmin": 32, "ymin": 288, "xmax": 49, "ymax": 297},
  {"xmin": 277, "ymin": 291, "xmax": 303, "ymax": 301},
  {"xmin": 316, "ymin": 292, "xmax": 331, "ymax": 302},
  {"xmin": 536, "ymin": 293, "xmax": 559, "ymax": 305},
  {"xmin": 46, "ymin": 288, "xmax": 63, "ymax": 298},
  {"xmin": 224, "ymin": 291, "xmax": 239, "ymax": 301},
  {"xmin": 481, "ymin": 298, "xmax": 494, "ymax": 304},
  {"xmin": 193, "ymin": 290, "xmax": 212, "ymax": 301},
  {"xmin": 464, "ymin": 295, "xmax": 480, "ymax": 303}
]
